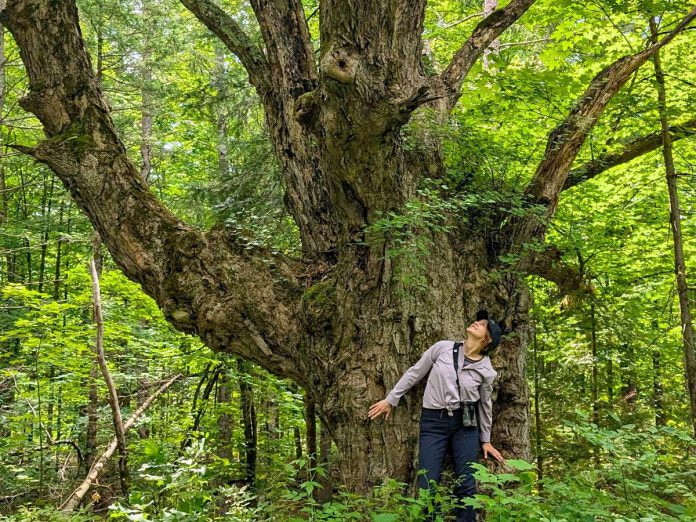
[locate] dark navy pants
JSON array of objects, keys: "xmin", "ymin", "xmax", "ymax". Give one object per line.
[{"xmin": 417, "ymin": 407, "xmax": 479, "ymax": 522}]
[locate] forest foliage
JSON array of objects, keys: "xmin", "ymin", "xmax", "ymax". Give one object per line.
[{"xmin": 1, "ymin": 0, "xmax": 695, "ymax": 520}]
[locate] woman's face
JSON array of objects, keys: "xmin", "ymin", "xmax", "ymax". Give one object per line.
[{"xmin": 466, "ymin": 319, "xmax": 491, "ymax": 344}]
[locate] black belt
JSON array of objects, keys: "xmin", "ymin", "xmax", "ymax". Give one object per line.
[
  {"xmin": 422, "ymin": 407, "xmax": 463, "ymax": 419},
  {"xmin": 422, "ymin": 402, "xmax": 479, "ymax": 425},
  {"xmin": 422, "ymin": 406, "xmax": 462, "ymax": 413}
]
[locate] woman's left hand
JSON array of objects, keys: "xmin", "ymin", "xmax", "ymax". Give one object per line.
[{"xmin": 481, "ymin": 442, "xmax": 505, "ymax": 463}]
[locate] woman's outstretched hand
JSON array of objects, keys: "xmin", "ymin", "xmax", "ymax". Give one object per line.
[
  {"xmin": 481, "ymin": 442, "xmax": 505, "ymax": 463},
  {"xmin": 368, "ymin": 399, "xmax": 393, "ymax": 421}
]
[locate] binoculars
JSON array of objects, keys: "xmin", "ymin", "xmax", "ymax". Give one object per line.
[{"xmin": 461, "ymin": 401, "xmax": 479, "ymax": 428}]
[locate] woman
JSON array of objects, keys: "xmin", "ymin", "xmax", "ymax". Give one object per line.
[{"xmin": 368, "ymin": 310, "xmax": 505, "ymax": 522}]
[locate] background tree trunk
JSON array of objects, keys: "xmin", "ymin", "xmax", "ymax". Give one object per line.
[
  {"xmin": 649, "ymin": 17, "xmax": 696, "ymax": 438},
  {"xmin": 238, "ymin": 358, "xmax": 257, "ymax": 487},
  {"xmin": 216, "ymin": 364, "xmax": 233, "ymax": 462}
]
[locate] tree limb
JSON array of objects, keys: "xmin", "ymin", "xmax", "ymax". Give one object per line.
[
  {"xmin": 520, "ymin": 244, "xmax": 594, "ymax": 296},
  {"xmin": 248, "ymin": 0, "xmax": 316, "ymax": 97},
  {"xmin": 432, "ymin": 0, "xmax": 537, "ymax": 110},
  {"xmin": 1, "ymin": 0, "xmax": 307, "ymax": 384},
  {"xmin": 507, "ymin": 4, "xmax": 696, "ymax": 250},
  {"xmin": 182, "ymin": 0, "xmax": 339, "ymax": 258},
  {"xmin": 179, "ymin": 0, "xmax": 270, "ymax": 92},
  {"xmin": 564, "ymin": 118, "xmax": 696, "ymax": 190}
]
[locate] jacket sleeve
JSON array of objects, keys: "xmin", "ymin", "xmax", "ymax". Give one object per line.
[
  {"xmin": 385, "ymin": 341, "xmax": 442, "ymax": 407},
  {"xmin": 477, "ymin": 373, "xmax": 496, "ymax": 443}
]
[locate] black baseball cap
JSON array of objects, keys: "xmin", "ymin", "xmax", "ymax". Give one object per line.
[{"xmin": 476, "ymin": 309, "xmax": 502, "ymax": 352}]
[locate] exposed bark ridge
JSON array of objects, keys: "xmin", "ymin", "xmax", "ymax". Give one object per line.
[
  {"xmin": 564, "ymin": 118, "xmax": 696, "ymax": 190},
  {"xmin": 313, "ymin": 0, "xmax": 438, "ymax": 239},
  {"xmin": 507, "ymin": 5, "xmax": 696, "ymax": 253},
  {"xmin": 249, "ymin": 0, "xmax": 316, "ymax": 96},
  {"xmin": 1, "ymin": 0, "xmax": 307, "ymax": 384},
  {"xmin": 319, "ymin": 0, "xmax": 428, "ymax": 99}
]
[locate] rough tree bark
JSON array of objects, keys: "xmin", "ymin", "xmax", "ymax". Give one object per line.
[{"xmin": 2, "ymin": 0, "xmax": 695, "ymax": 492}]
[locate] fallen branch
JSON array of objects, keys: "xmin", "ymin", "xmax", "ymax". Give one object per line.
[{"xmin": 58, "ymin": 374, "xmax": 182, "ymax": 513}]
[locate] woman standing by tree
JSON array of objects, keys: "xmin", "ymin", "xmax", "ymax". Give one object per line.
[{"xmin": 369, "ymin": 310, "xmax": 505, "ymax": 522}]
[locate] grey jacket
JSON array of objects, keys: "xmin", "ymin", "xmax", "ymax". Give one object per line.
[{"xmin": 385, "ymin": 340, "xmax": 497, "ymax": 443}]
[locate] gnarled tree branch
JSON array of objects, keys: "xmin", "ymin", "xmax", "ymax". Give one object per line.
[
  {"xmin": 180, "ymin": 0, "xmax": 270, "ymax": 93},
  {"xmin": 182, "ymin": 0, "xmax": 339, "ymax": 260},
  {"xmin": 430, "ymin": 0, "xmax": 537, "ymax": 111},
  {"xmin": 249, "ymin": 0, "xmax": 316, "ymax": 97},
  {"xmin": 506, "ymin": 4, "xmax": 696, "ymax": 251},
  {"xmin": 520, "ymin": 244, "xmax": 593, "ymax": 296},
  {"xmin": 564, "ymin": 118, "xmax": 696, "ymax": 190},
  {"xmin": 1, "ymin": 0, "xmax": 307, "ymax": 384}
]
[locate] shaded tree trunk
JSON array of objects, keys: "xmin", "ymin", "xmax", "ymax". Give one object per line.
[
  {"xmin": 84, "ymin": 361, "xmax": 99, "ymax": 474},
  {"xmin": 305, "ymin": 394, "xmax": 317, "ymax": 472},
  {"xmin": 3, "ymin": 0, "xmax": 695, "ymax": 492},
  {"xmin": 619, "ymin": 342, "xmax": 638, "ymax": 405},
  {"xmin": 531, "ymin": 289, "xmax": 543, "ymax": 486},
  {"xmin": 652, "ymin": 348, "xmax": 665, "ymax": 427},
  {"xmin": 606, "ymin": 341, "xmax": 614, "ymax": 404},
  {"xmin": 590, "ymin": 299, "xmax": 599, "ymax": 467},
  {"xmin": 317, "ymin": 421, "xmax": 334, "ymax": 502},
  {"xmin": 182, "ymin": 363, "xmax": 220, "ymax": 450},
  {"xmin": 37, "ymin": 174, "xmax": 55, "ymax": 293},
  {"xmin": 140, "ymin": 49, "xmax": 153, "ymax": 182},
  {"xmin": 216, "ymin": 364, "xmax": 233, "ymax": 461},
  {"xmin": 238, "ymin": 358, "xmax": 257, "ymax": 487}
]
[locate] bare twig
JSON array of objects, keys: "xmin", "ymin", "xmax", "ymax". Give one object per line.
[{"xmin": 88, "ymin": 255, "xmax": 129, "ymax": 495}]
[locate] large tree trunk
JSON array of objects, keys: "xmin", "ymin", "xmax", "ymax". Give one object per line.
[
  {"xmin": 310, "ymin": 250, "xmax": 533, "ymax": 489},
  {"xmin": 3, "ymin": 0, "xmax": 694, "ymax": 493}
]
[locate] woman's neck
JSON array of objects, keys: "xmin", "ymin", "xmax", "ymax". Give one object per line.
[{"xmin": 462, "ymin": 333, "xmax": 484, "ymax": 360}]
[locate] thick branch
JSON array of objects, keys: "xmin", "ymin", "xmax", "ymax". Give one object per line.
[
  {"xmin": 520, "ymin": 245, "xmax": 593, "ymax": 296},
  {"xmin": 1, "ymin": 0, "xmax": 307, "ymax": 383},
  {"xmin": 183, "ymin": 0, "xmax": 339, "ymax": 259},
  {"xmin": 180, "ymin": 0, "xmax": 270, "ymax": 93},
  {"xmin": 564, "ymin": 118, "xmax": 696, "ymax": 190},
  {"xmin": 432, "ymin": 0, "xmax": 536, "ymax": 110},
  {"xmin": 507, "ymin": 5, "xmax": 696, "ymax": 250},
  {"xmin": 249, "ymin": 0, "xmax": 316, "ymax": 97}
]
